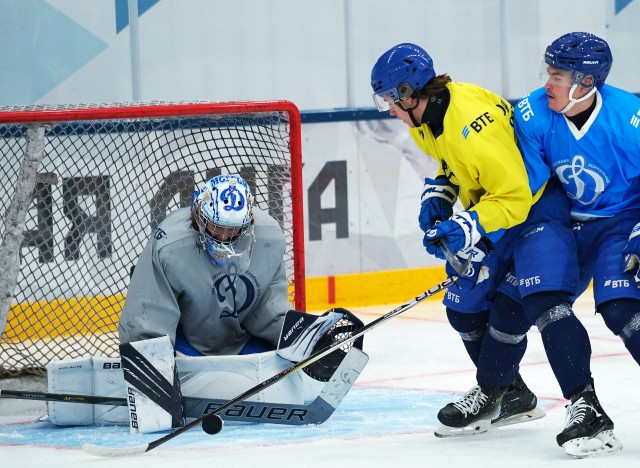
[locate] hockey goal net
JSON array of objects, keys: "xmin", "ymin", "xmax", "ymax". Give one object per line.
[{"xmin": 0, "ymin": 101, "xmax": 304, "ymax": 377}]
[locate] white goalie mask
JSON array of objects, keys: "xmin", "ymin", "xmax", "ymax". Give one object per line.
[{"xmin": 192, "ymin": 174, "xmax": 255, "ymax": 275}]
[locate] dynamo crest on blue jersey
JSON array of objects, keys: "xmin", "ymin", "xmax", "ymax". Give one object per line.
[{"xmin": 515, "ymin": 84, "xmax": 640, "ymax": 220}]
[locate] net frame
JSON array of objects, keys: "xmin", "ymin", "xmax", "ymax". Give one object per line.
[{"xmin": 0, "ymin": 100, "xmax": 305, "ymax": 376}]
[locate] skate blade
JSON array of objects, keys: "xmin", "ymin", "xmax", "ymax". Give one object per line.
[
  {"xmin": 563, "ymin": 430, "xmax": 623, "ymax": 458},
  {"xmin": 491, "ymin": 407, "xmax": 546, "ymax": 428},
  {"xmin": 434, "ymin": 418, "xmax": 491, "ymax": 438}
]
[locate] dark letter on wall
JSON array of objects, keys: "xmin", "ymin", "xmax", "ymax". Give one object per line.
[
  {"xmin": 148, "ymin": 171, "xmax": 194, "ymax": 232},
  {"xmin": 63, "ymin": 176, "xmax": 111, "ymax": 260},
  {"xmin": 307, "ymin": 161, "xmax": 348, "ymax": 241},
  {"xmin": 22, "ymin": 179, "xmax": 55, "ymax": 263}
]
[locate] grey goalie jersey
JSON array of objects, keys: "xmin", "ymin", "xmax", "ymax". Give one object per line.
[{"xmin": 118, "ymin": 207, "xmax": 291, "ymax": 355}]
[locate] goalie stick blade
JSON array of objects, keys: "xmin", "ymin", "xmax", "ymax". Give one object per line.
[
  {"xmin": 82, "ymin": 443, "xmax": 149, "ymax": 457},
  {"xmin": 182, "ymin": 347, "xmax": 368, "ymax": 425}
]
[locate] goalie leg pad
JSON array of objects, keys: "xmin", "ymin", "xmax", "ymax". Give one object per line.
[
  {"xmin": 46, "ymin": 356, "xmax": 95, "ymax": 426},
  {"xmin": 120, "ymin": 335, "xmax": 184, "ymax": 433}
]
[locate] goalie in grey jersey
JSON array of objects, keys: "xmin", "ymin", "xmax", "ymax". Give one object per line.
[
  {"xmin": 118, "ymin": 173, "xmax": 291, "ymax": 355},
  {"xmin": 97, "ymin": 173, "xmax": 365, "ymax": 433}
]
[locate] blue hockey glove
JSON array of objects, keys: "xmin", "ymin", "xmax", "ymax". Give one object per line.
[
  {"xmin": 423, "ymin": 211, "xmax": 486, "ymax": 260},
  {"xmin": 418, "ymin": 176, "xmax": 459, "ymax": 232},
  {"xmin": 623, "ymin": 222, "xmax": 640, "ymax": 283},
  {"xmin": 446, "ymin": 242, "xmax": 490, "ymax": 291}
]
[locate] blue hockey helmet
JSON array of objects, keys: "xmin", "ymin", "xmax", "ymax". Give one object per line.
[
  {"xmin": 370, "ymin": 43, "xmax": 436, "ymax": 111},
  {"xmin": 544, "ymin": 32, "xmax": 612, "ymax": 88}
]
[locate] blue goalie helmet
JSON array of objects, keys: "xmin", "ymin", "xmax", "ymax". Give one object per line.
[
  {"xmin": 370, "ymin": 43, "xmax": 436, "ymax": 111},
  {"xmin": 192, "ymin": 174, "xmax": 255, "ymax": 273},
  {"xmin": 544, "ymin": 32, "xmax": 612, "ymax": 88}
]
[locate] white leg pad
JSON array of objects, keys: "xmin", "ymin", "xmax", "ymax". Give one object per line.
[{"xmin": 46, "ymin": 350, "xmax": 308, "ymax": 426}]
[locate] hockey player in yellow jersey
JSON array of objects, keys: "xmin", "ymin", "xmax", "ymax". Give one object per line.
[{"xmin": 371, "ymin": 42, "xmax": 617, "ymax": 458}]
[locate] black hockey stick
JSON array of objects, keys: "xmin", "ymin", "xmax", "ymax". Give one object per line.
[
  {"xmin": 0, "ymin": 347, "xmax": 368, "ymax": 426},
  {"xmin": 83, "ymin": 276, "xmax": 456, "ymax": 457}
]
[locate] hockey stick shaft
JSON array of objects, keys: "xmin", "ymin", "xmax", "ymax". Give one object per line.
[
  {"xmin": 83, "ymin": 276, "xmax": 455, "ymax": 457},
  {"xmin": 0, "ymin": 389, "xmax": 128, "ymax": 406}
]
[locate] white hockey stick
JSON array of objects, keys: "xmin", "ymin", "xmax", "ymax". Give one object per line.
[{"xmin": 82, "ymin": 276, "xmax": 456, "ymax": 457}]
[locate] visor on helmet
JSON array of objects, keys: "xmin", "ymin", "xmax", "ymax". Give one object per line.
[
  {"xmin": 372, "ymin": 82, "xmax": 416, "ymax": 112},
  {"xmin": 372, "ymin": 90, "xmax": 400, "ymax": 112}
]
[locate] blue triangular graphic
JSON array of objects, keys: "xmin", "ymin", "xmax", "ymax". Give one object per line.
[
  {"xmin": 0, "ymin": 0, "xmax": 108, "ymax": 105},
  {"xmin": 115, "ymin": 0, "xmax": 162, "ymax": 33},
  {"xmin": 615, "ymin": 0, "xmax": 635, "ymax": 14}
]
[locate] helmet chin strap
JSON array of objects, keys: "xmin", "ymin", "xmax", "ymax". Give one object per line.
[
  {"xmin": 559, "ymin": 84, "xmax": 597, "ymax": 114},
  {"xmin": 397, "ymin": 99, "xmax": 422, "ymax": 127}
]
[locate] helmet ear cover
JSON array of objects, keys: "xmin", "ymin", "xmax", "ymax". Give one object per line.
[{"xmin": 398, "ymin": 82, "xmax": 415, "ymax": 100}]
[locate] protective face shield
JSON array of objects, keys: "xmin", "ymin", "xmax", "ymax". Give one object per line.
[
  {"xmin": 192, "ymin": 174, "xmax": 255, "ymax": 275},
  {"xmin": 370, "ymin": 43, "xmax": 435, "ymax": 112},
  {"xmin": 372, "ymin": 82, "xmax": 416, "ymax": 112}
]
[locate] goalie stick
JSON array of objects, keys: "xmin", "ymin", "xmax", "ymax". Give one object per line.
[
  {"xmin": 0, "ymin": 347, "xmax": 368, "ymax": 426},
  {"xmin": 81, "ymin": 276, "xmax": 457, "ymax": 457}
]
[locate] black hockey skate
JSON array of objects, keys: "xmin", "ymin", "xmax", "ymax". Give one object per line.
[
  {"xmin": 491, "ymin": 373, "xmax": 545, "ymax": 427},
  {"xmin": 435, "ymin": 385, "xmax": 504, "ymax": 438},
  {"xmin": 557, "ymin": 384, "xmax": 622, "ymax": 458}
]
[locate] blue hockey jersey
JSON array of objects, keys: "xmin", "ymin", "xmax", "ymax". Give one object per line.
[{"xmin": 514, "ymin": 84, "xmax": 640, "ymax": 221}]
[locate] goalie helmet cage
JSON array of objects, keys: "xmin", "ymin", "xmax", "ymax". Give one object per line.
[{"xmin": 0, "ymin": 100, "xmax": 305, "ymax": 377}]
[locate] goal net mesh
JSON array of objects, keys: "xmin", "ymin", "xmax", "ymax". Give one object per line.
[{"xmin": 0, "ymin": 101, "xmax": 304, "ymax": 377}]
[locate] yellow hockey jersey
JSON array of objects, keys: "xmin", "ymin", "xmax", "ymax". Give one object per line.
[{"xmin": 410, "ymin": 81, "xmax": 538, "ymax": 237}]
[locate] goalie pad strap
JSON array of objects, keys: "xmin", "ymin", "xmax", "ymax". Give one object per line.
[
  {"xmin": 120, "ymin": 336, "xmax": 185, "ymax": 433},
  {"xmin": 120, "ymin": 343, "xmax": 183, "ymax": 428}
]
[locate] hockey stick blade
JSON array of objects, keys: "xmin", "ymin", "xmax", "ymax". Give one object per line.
[
  {"xmin": 1, "ymin": 347, "xmax": 369, "ymax": 427},
  {"xmin": 82, "ymin": 277, "xmax": 455, "ymax": 457},
  {"xmin": 438, "ymin": 239, "xmax": 471, "ymax": 278}
]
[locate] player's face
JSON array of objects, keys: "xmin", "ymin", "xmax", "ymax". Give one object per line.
[
  {"xmin": 542, "ymin": 66, "xmax": 574, "ymax": 112},
  {"xmin": 389, "ymin": 98, "xmax": 419, "ymax": 128},
  {"xmin": 205, "ymin": 220, "xmax": 243, "ymax": 243}
]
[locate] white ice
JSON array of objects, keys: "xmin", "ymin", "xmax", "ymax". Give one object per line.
[{"xmin": 1, "ymin": 290, "xmax": 639, "ymax": 467}]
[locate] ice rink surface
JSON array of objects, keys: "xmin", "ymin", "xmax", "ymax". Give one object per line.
[{"xmin": 1, "ymin": 289, "xmax": 639, "ymax": 467}]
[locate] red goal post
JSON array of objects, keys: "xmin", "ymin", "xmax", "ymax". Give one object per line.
[{"xmin": 0, "ymin": 100, "xmax": 305, "ymax": 376}]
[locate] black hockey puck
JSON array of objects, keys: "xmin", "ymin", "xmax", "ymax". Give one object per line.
[{"xmin": 202, "ymin": 414, "xmax": 224, "ymax": 435}]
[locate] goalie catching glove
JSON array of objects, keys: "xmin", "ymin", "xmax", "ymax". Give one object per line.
[
  {"xmin": 623, "ymin": 221, "xmax": 640, "ymax": 282},
  {"xmin": 277, "ymin": 308, "xmax": 364, "ymax": 382}
]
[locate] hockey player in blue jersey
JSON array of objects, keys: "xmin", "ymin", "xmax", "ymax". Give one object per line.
[
  {"xmin": 513, "ymin": 32, "xmax": 640, "ymax": 456},
  {"xmin": 371, "ymin": 39, "xmax": 622, "ymax": 458}
]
